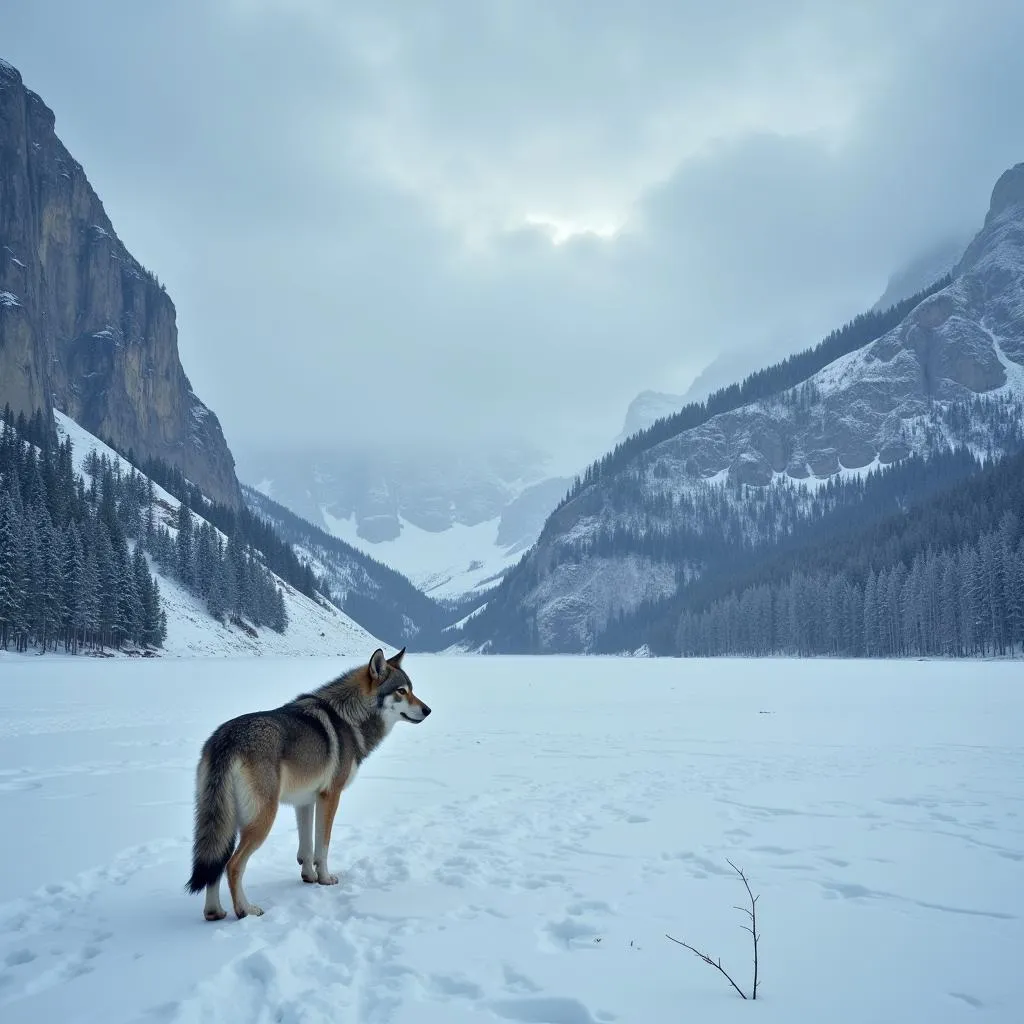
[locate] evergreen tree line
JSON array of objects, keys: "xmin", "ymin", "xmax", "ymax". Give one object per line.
[
  {"xmin": 468, "ymin": 389, "xmax": 1021, "ymax": 655},
  {"xmin": 669, "ymin": 444, "xmax": 1024, "ymax": 658},
  {"xmin": 536, "ymin": 396, "xmax": 1023, "ymax": 652},
  {"xmin": 557, "ymin": 273, "xmax": 953, "ymax": 511},
  {"xmin": 100, "ymin": 437, "xmax": 323, "ymax": 602},
  {"xmin": 676, "ymin": 522, "xmax": 1024, "ymax": 658},
  {"xmin": 595, "ymin": 437, "xmax": 1024, "ymax": 656},
  {"xmin": 81, "ymin": 450, "xmax": 289, "ymax": 634},
  {"xmin": 0, "ymin": 408, "xmax": 167, "ymax": 654}
]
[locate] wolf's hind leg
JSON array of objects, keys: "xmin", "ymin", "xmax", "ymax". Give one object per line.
[
  {"xmin": 295, "ymin": 803, "xmax": 317, "ymax": 882},
  {"xmin": 226, "ymin": 799, "xmax": 278, "ymax": 918},
  {"xmin": 203, "ymin": 881, "xmax": 227, "ymax": 921}
]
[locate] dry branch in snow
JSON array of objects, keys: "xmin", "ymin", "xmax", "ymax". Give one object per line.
[{"xmin": 666, "ymin": 859, "xmax": 761, "ymax": 1000}]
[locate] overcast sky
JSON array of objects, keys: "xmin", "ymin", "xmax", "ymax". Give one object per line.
[{"xmin": 5, "ymin": 0, "xmax": 1023, "ymax": 473}]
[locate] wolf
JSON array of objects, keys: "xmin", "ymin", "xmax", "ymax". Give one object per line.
[{"xmin": 185, "ymin": 647, "xmax": 430, "ymax": 920}]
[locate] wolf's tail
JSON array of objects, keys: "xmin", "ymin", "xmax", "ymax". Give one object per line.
[{"xmin": 185, "ymin": 742, "xmax": 238, "ymax": 894}]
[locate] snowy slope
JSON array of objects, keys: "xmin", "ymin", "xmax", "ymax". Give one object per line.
[
  {"xmin": 320, "ymin": 508, "xmax": 521, "ymax": 599},
  {"xmin": 0, "ymin": 655, "xmax": 1021, "ymax": 1023},
  {"xmin": 53, "ymin": 411, "xmax": 382, "ymax": 658},
  {"xmin": 242, "ymin": 444, "xmax": 569, "ymax": 601},
  {"xmin": 240, "ymin": 484, "xmax": 473, "ymax": 651}
]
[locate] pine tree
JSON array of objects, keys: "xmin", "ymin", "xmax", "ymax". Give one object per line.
[
  {"xmin": 41, "ymin": 519, "xmax": 65, "ymax": 652},
  {"xmin": 939, "ymin": 554, "xmax": 960, "ymax": 657},
  {"xmin": 959, "ymin": 546, "xmax": 982, "ymax": 656},
  {"xmin": 94, "ymin": 522, "xmax": 117, "ymax": 651},
  {"xmin": 132, "ymin": 546, "xmax": 161, "ymax": 648},
  {"xmin": 23, "ymin": 514, "xmax": 44, "ymax": 651},
  {"xmin": 206, "ymin": 550, "xmax": 229, "ymax": 622},
  {"xmin": 62, "ymin": 523, "xmax": 84, "ymax": 653},
  {"xmin": 0, "ymin": 492, "xmax": 20, "ymax": 650},
  {"xmin": 80, "ymin": 543, "xmax": 101, "ymax": 651},
  {"xmin": 270, "ymin": 586, "xmax": 288, "ymax": 633},
  {"xmin": 176, "ymin": 499, "xmax": 195, "ymax": 589},
  {"xmin": 144, "ymin": 478, "xmax": 156, "ymax": 539},
  {"xmin": 116, "ymin": 538, "xmax": 142, "ymax": 647}
]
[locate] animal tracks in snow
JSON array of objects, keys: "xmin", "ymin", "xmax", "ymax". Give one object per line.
[{"xmin": 1, "ymin": 656, "xmax": 1022, "ymax": 1022}]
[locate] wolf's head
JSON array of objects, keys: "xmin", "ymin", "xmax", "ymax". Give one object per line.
[{"xmin": 368, "ymin": 647, "xmax": 432, "ymax": 725}]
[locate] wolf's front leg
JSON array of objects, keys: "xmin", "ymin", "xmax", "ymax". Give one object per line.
[
  {"xmin": 295, "ymin": 803, "xmax": 317, "ymax": 883},
  {"xmin": 314, "ymin": 784, "xmax": 342, "ymax": 885}
]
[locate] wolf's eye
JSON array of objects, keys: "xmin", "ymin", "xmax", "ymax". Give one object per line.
[{"xmin": 396, "ymin": 687, "xmax": 408, "ymax": 697}]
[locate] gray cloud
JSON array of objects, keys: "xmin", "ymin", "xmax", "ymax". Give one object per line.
[{"xmin": 5, "ymin": 0, "xmax": 1023, "ymax": 474}]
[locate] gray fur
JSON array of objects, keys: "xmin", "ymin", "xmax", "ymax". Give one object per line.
[{"xmin": 185, "ymin": 647, "xmax": 430, "ymax": 920}]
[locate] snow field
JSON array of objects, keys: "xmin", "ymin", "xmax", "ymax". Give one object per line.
[
  {"xmin": 318, "ymin": 508, "xmax": 521, "ymax": 599},
  {"xmin": 0, "ymin": 656, "xmax": 1021, "ymax": 1023}
]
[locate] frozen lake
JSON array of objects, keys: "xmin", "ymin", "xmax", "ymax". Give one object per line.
[{"xmin": 0, "ymin": 654, "xmax": 1021, "ymax": 1023}]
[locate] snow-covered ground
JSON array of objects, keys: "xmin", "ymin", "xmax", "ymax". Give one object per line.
[
  {"xmin": 52, "ymin": 411, "xmax": 380, "ymax": 658},
  {"xmin": 0, "ymin": 656, "xmax": 1020, "ymax": 1023}
]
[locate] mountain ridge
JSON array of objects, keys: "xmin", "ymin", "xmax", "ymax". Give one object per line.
[
  {"xmin": 241, "ymin": 444, "xmax": 572, "ymax": 600},
  {"xmin": 241, "ymin": 483, "xmax": 479, "ymax": 650},
  {"xmin": 618, "ymin": 235, "xmax": 974, "ymax": 446},
  {"xmin": 0, "ymin": 58, "xmax": 241, "ymax": 508}
]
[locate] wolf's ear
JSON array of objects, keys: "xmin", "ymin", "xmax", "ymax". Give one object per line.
[
  {"xmin": 368, "ymin": 648, "xmax": 388, "ymax": 683},
  {"xmin": 386, "ymin": 646, "xmax": 406, "ymax": 668}
]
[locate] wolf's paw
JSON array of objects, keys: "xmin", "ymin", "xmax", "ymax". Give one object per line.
[
  {"xmin": 300, "ymin": 866, "xmax": 319, "ymax": 884},
  {"xmin": 235, "ymin": 903, "xmax": 264, "ymax": 919},
  {"xmin": 203, "ymin": 908, "xmax": 227, "ymax": 922},
  {"xmin": 317, "ymin": 873, "xmax": 339, "ymax": 886}
]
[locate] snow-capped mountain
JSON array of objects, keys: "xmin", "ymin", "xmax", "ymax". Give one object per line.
[
  {"xmin": 615, "ymin": 391, "xmax": 691, "ymax": 444},
  {"xmin": 616, "ymin": 235, "xmax": 974, "ymax": 444},
  {"xmin": 53, "ymin": 411, "xmax": 381, "ymax": 658},
  {"xmin": 457, "ymin": 161, "xmax": 1024, "ymax": 653},
  {"xmin": 238, "ymin": 442, "xmax": 571, "ymax": 600},
  {"xmin": 241, "ymin": 483, "xmax": 478, "ymax": 650}
]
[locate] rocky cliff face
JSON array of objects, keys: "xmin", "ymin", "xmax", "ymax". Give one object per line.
[
  {"xmin": 461, "ymin": 161, "xmax": 1024, "ymax": 652},
  {"xmin": 0, "ymin": 59, "xmax": 240, "ymax": 507}
]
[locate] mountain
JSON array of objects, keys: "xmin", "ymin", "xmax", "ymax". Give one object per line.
[
  {"xmin": 239, "ymin": 442, "xmax": 571, "ymax": 599},
  {"xmin": 455, "ymin": 161, "xmax": 1024, "ymax": 654},
  {"xmin": 0, "ymin": 407, "xmax": 380, "ymax": 658},
  {"xmin": 667, "ymin": 445, "xmax": 1024, "ymax": 659},
  {"xmin": 870, "ymin": 234, "xmax": 971, "ymax": 313},
  {"xmin": 241, "ymin": 483, "xmax": 477, "ymax": 650},
  {"xmin": 617, "ymin": 235, "xmax": 974, "ymax": 444},
  {"xmin": 616, "ymin": 391, "xmax": 691, "ymax": 444},
  {"xmin": 0, "ymin": 59, "xmax": 390, "ymax": 656},
  {"xmin": 0, "ymin": 59, "xmax": 240, "ymax": 508}
]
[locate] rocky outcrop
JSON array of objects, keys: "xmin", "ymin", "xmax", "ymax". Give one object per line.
[{"xmin": 0, "ymin": 59, "xmax": 240, "ymax": 507}]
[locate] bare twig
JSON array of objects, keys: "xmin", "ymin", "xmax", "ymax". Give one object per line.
[
  {"xmin": 726, "ymin": 858, "xmax": 760, "ymax": 1000},
  {"xmin": 664, "ymin": 934, "xmax": 748, "ymax": 999},
  {"xmin": 666, "ymin": 859, "xmax": 762, "ymax": 1001}
]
